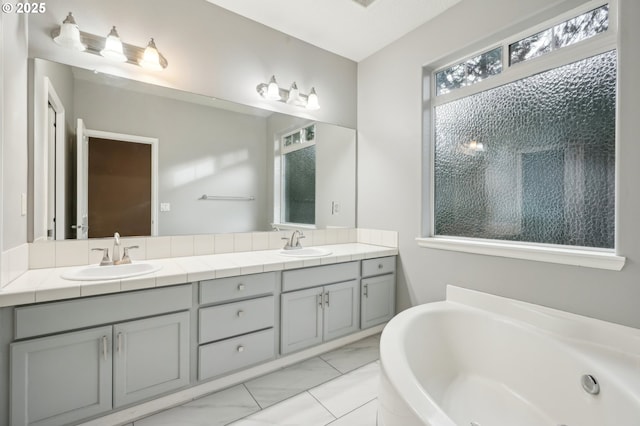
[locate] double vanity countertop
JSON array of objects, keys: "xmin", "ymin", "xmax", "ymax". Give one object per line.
[{"xmin": 0, "ymin": 243, "xmax": 398, "ymax": 308}]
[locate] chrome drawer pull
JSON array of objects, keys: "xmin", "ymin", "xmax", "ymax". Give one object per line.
[
  {"xmin": 237, "ymin": 345, "xmax": 245, "ymax": 353},
  {"xmin": 237, "ymin": 310, "xmax": 244, "ymax": 318},
  {"xmin": 378, "ymin": 263, "xmax": 383, "ymax": 269},
  {"xmin": 238, "ymin": 283, "xmax": 245, "ymax": 291}
]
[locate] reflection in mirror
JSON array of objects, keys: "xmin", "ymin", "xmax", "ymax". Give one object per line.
[{"xmin": 30, "ymin": 58, "xmax": 356, "ymax": 241}]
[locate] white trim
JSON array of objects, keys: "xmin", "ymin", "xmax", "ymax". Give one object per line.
[
  {"xmin": 44, "ymin": 78, "xmax": 66, "ymax": 241},
  {"xmin": 84, "ymin": 129, "xmax": 159, "ymax": 237},
  {"xmin": 416, "ymin": 236, "xmax": 625, "ymax": 271}
]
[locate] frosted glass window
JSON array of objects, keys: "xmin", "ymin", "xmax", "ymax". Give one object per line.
[
  {"xmin": 436, "ymin": 47, "xmax": 502, "ymax": 95},
  {"xmin": 510, "ymin": 5, "xmax": 609, "ymax": 65},
  {"xmin": 434, "ymin": 50, "xmax": 616, "ymax": 248},
  {"xmin": 282, "ymin": 145, "xmax": 316, "ymax": 225}
]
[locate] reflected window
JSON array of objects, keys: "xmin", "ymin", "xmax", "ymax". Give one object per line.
[{"xmin": 281, "ymin": 125, "xmax": 316, "ymax": 225}]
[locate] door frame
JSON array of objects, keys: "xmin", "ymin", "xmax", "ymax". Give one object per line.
[
  {"xmin": 83, "ymin": 128, "xmax": 159, "ymax": 237},
  {"xmin": 44, "ymin": 77, "xmax": 66, "ymax": 240}
]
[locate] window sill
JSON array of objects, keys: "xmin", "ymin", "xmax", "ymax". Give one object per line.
[
  {"xmin": 416, "ymin": 237, "xmax": 625, "ymax": 271},
  {"xmin": 272, "ymin": 223, "xmax": 317, "ymax": 231}
]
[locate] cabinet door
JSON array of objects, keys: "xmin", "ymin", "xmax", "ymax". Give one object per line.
[
  {"xmin": 361, "ymin": 275, "xmax": 395, "ymax": 329},
  {"xmin": 113, "ymin": 312, "xmax": 190, "ymax": 407},
  {"xmin": 11, "ymin": 326, "xmax": 112, "ymax": 426},
  {"xmin": 280, "ymin": 287, "xmax": 323, "ymax": 354},
  {"xmin": 323, "ymin": 280, "xmax": 360, "ymax": 341}
]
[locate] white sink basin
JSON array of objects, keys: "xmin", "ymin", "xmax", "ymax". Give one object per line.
[
  {"xmin": 61, "ymin": 262, "xmax": 161, "ymax": 281},
  {"xmin": 278, "ymin": 247, "xmax": 332, "ymax": 257}
]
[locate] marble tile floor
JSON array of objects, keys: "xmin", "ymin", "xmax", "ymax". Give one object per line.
[{"xmin": 135, "ymin": 334, "xmax": 381, "ymax": 426}]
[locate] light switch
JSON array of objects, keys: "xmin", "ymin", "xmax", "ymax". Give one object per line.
[{"xmin": 160, "ymin": 203, "xmax": 171, "ymax": 212}]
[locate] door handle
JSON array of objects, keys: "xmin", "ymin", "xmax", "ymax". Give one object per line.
[
  {"xmin": 317, "ymin": 293, "xmax": 323, "ymax": 309},
  {"xmin": 325, "ymin": 292, "xmax": 330, "ymax": 308},
  {"xmin": 364, "ymin": 284, "xmax": 369, "ymax": 298},
  {"xmin": 117, "ymin": 332, "xmax": 123, "ymax": 354},
  {"xmin": 102, "ymin": 336, "xmax": 108, "ymax": 361}
]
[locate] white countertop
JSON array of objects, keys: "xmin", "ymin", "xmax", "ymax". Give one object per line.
[{"xmin": 0, "ymin": 243, "xmax": 397, "ymax": 307}]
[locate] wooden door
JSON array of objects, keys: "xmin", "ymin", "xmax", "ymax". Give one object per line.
[{"xmin": 88, "ymin": 137, "xmax": 152, "ymax": 238}]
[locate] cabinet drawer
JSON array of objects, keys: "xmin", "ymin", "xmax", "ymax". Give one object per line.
[
  {"xmin": 199, "ymin": 296, "xmax": 274, "ymax": 344},
  {"xmin": 282, "ymin": 261, "xmax": 359, "ymax": 292},
  {"xmin": 15, "ymin": 285, "xmax": 192, "ymax": 339},
  {"xmin": 199, "ymin": 328, "xmax": 275, "ymax": 380},
  {"xmin": 362, "ymin": 256, "xmax": 396, "ymax": 277},
  {"xmin": 200, "ymin": 272, "xmax": 276, "ymax": 305}
]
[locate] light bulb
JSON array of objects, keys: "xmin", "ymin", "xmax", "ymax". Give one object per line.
[
  {"xmin": 306, "ymin": 87, "xmax": 320, "ymax": 110},
  {"xmin": 139, "ymin": 38, "xmax": 164, "ymax": 71},
  {"xmin": 100, "ymin": 26, "xmax": 127, "ymax": 62},
  {"xmin": 266, "ymin": 75, "xmax": 281, "ymax": 100},
  {"xmin": 287, "ymin": 82, "xmax": 300, "ymax": 104},
  {"xmin": 53, "ymin": 12, "xmax": 86, "ymax": 51}
]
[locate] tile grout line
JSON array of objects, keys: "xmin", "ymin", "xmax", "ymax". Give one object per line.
[{"xmin": 324, "ymin": 397, "xmax": 379, "ymax": 425}]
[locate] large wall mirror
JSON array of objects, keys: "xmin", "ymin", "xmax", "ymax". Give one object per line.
[{"xmin": 30, "ymin": 58, "xmax": 356, "ymax": 241}]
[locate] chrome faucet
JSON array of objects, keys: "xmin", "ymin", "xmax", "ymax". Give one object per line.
[
  {"xmin": 282, "ymin": 230, "xmax": 305, "ymax": 250},
  {"xmin": 112, "ymin": 232, "xmax": 121, "ymax": 264}
]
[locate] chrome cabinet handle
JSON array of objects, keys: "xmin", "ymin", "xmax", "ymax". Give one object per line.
[
  {"xmin": 117, "ymin": 332, "xmax": 123, "ymax": 354},
  {"xmin": 378, "ymin": 263, "xmax": 383, "ymax": 269},
  {"xmin": 237, "ymin": 310, "xmax": 244, "ymax": 318},
  {"xmin": 325, "ymin": 292, "xmax": 330, "ymax": 307},
  {"xmin": 102, "ymin": 336, "xmax": 108, "ymax": 361},
  {"xmin": 364, "ymin": 284, "xmax": 369, "ymax": 298},
  {"xmin": 317, "ymin": 293, "xmax": 323, "ymax": 308},
  {"xmin": 237, "ymin": 345, "xmax": 245, "ymax": 353},
  {"xmin": 237, "ymin": 283, "xmax": 245, "ymax": 291}
]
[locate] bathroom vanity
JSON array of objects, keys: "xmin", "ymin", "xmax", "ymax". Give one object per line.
[{"xmin": 0, "ymin": 243, "xmax": 396, "ymax": 426}]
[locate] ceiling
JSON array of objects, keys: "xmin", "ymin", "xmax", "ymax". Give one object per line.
[{"xmin": 205, "ymin": 0, "xmax": 462, "ymax": 62}]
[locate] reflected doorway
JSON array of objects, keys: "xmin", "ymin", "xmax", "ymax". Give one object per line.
[{"xmin": 88, "ymin": 138, "xmax": 152, "ymax": 238}]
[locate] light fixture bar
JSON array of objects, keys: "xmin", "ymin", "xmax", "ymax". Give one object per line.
[
  {"xmin": 51, "ymin": 27, "xmax": 168, "ymax": 69},
  {"xmin": 256, "ymin": 78, "xmax": 319, "ymax": 110}
]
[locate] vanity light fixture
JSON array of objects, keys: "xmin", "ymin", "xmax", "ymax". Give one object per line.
[
  {"xmin": 52, "ymin": 12, "xmax": 86, "ymax": 51},
  {"xmin": 100, "ymin": 26, "xmax": 127, "ymax": 62},
  {"xmin": 257, "ymin": 76, "xmax": 320, "ymax": 110},
  {"xmin": 306, "ymin": 87, "xmax": 320, "ymax": 110},
  {"xmin": 266, "ymin": 75, "xmax": 281, "ymax": 100},
  {"xmin": 51, "ymin": 13, "xmax": 168, "ymax": 71},
  {"xmin": 139, "ymin": 38, "xmax": 164, "ymax": 71}
]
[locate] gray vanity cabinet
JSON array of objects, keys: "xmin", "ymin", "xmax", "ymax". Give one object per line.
[
  {"xmin": 280, "ymin": 262, "xmax": 360, "ymax": 354},
  {"xmin": 11, "ymin": 312, "xmax": 190, "ymax": 426},
  {"xmin": 113, "ymin": 312, "xmax": 190, "ymax": 407},
  {"xmin": 361, "ymin": 257, "xmax": 396, "ymax": 329},
  {"xmin": 10, "ymin": 326, "xmax": 113, "ymax": 426},
  {"xmin": 10, "ymin": 286, "xmax": 192, "ymax": 426},
  {"xmin": 198, "ymin": 273, "xmax": 277, "ymax": 381}
]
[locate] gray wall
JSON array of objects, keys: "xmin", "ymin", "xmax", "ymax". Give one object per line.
[
  {"xmin": 27, "ymin": 0, "xmax": 357, "ymax": 129},
  {"xmin": 357, "ymin": 0, "xmax": 640, "ymax": 328},
  {"xmin": 74, "ymin": 79, "xmax": 270, "ymax": 235},
  {"xmin": 2, "ymin": 13, "xmax": 28, "ymax": 250}
]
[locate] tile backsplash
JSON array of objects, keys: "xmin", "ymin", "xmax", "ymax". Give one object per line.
[{"xmin": 21, "ymin": 228, "xmax": 398, "ymax": 272}]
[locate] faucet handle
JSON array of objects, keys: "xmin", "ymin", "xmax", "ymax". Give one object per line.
[
  {"xmin": 92, "ymin": 248, "xmax": 112, "ymax": 266},
  {"xmin": 121, "ymin": 245, "xmax": 139, "ymax": 264}
]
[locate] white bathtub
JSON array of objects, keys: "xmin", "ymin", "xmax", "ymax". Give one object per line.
[{"xmin": 378, "ymin": 286, "xmax": 640, "ymax": 426}]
